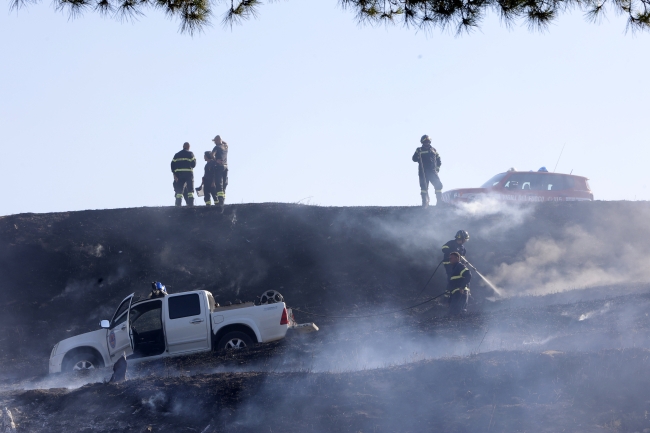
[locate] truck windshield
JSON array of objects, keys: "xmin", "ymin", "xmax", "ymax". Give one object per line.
[{"xmin": 481, "ymin": 173, "xmax": 507, "ymax": 188}]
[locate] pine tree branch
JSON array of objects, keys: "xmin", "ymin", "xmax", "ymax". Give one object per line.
[{"xmin": 8, "ymin": 0, "xmax": 650, "ymax": 34}]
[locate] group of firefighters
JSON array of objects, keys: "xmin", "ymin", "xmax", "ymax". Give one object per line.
[
  {"xmin": 170, "ymin": 135, "xmax": 229, "ymax": 211},
  {"xmin": 442, "ymin": 230, "xmax": 472, "ymax": 314},
  {"xmin": 171, "ymin": 133, "xmax": 443, "ymax": 210},
  {"xmin": 169, "ymin": 134, "xmax": 473, "ymax": 313}
]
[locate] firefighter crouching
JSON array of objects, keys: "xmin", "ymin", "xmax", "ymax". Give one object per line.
[
  {"xmin": 171, "ymin": 142, "xmax": 196, "ymax": 207},
  {"xmin": 412, "ymin": 134, "xmax": 443, "ymax": 207},
  {"xmin": 447, "ymin": 252, "xmax": 472, "ymax": 315},
  {"xmin": 442, "ymin": 230, "xmax": 470, "ymax": 279}
]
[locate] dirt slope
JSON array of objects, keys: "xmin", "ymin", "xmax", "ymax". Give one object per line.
[{"xmin": 1, "ymin": 202, "xmax": 650, "ymax": 432}]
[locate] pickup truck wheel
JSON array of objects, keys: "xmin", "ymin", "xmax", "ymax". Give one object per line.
[
  {"xmin": 63, "ymin": 350, "xmax": 102, "ymax": 372},
  {"xmin": 218, "ymin": 331, "xmax": 253, "ymax": 351}
]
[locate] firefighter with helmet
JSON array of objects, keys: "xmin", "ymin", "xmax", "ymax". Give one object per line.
[
  {"xmin": 149, "ymin": 281, "xmax": 168, "ymax": 299},
  {"xmin": 442, "ymin": 230, "xmax": 469, "ymax": 278},
  {"xmin": 170, "ymin": 142, "xmax": 196, "ymax": 207},
  {"xmin": 211, "ymin": 135, "xmax": 228, "ymax": 211},
  {"xmin": 447, "ymin": 252, "xmax": 472, "ymax": 315},
  {"xmin": 412, "ymin": 135, "xmax": 443, "ymax": 207}
]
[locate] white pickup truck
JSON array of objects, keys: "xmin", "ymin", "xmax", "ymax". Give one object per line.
[{"xmin": 49, "ymin": 290, "xmax": 317, "ymax": 373}]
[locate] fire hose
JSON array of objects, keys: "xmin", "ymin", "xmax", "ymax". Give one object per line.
[
  {"xmin": 416, "ymin": 259, "xmax": 443, "ymax": 297},
  {"xmin": 291, "ymin": 260, "xmax": 448, "ymax": 319},
  {"xmin": 291, "ymin": 258, "xmax": 502, "ymax": 319},
  {"xmin": 460, "ymin": 257, "xmax": 503, "ymax": 297}
]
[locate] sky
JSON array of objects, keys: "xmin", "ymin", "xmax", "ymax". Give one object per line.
[{"xmin": 1, "ymin": 1, "xmax": 649, "ymax": 215}]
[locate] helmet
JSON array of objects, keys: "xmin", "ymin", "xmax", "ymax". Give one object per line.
[
  {"xmin": 455, "ymin": 230, "xmax": 469, "ymax": 240},
  {"xmin": 154, "ymin": 282, "xmax": 167, "ymax": 294},
  {"xmin": 538, "ymin": 166, "xmax": 548, "ymax": 172},
  {"xmin": 420, "ymin": 135, "xmax": 431, "ymax": 144}
]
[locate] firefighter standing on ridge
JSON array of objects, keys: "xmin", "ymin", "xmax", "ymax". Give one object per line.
[
  {"xmin": 199, "ymin": 151, "xmax": 218, "ymax": 206},
  {"xmin": 442, "ymin": 230, "xmax": 470, "ymax": 279},
  {"xmin": 412, "ymin": 135, "xmax": 443, "ymax": 207},
  {"xmin": 171, "ymin": 142, "xmax": 196, "ymax": 206},
  {"xmin": 447, "ymin": 251, "xmax": 472, "ymax": 315},
  {"xmin": 211, "ymin": 135, "xmax": 228, "ymax": 211}
]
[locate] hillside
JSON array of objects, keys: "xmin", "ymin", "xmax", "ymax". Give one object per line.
[{"xmin": 1, "ymin": 201, "xmax": 650, "ymax": 432}]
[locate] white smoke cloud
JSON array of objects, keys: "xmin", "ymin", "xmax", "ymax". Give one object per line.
[
  {"xmin": 453, "ymin": 197, "xmax": 535, "ymax": 237},
  {"xmin": 487, "ymin": 223, "xmax": 650, "ymax": 296}
]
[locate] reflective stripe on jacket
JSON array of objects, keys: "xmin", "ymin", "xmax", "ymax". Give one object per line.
[
  {"xmin": 412, "ymin": 144, "xmax": 441, "ymax": 171},
  {"xmin": 447, "ymin": 262, "xmax": 472, "ymax": 292},
  {"xmin": 442, "ymin": 240, "xmax": 467, "ymax": 265},
  {"xmin": 171, "ymin": 149, "xmax": 196, "ymax": 173}
]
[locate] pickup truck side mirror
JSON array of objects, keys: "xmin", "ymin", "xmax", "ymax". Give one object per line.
[{"xmin": 100, "ymin": 320, "xmax": 110, "ymax": 329}]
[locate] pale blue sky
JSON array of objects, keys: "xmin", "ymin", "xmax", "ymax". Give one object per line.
[{"xmin": 1, "ymin": 1, "xmax": 648, "ymax": 215}]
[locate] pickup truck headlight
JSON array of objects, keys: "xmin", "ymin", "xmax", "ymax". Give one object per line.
[{"xmin": 50, "ymin": 343, "xmax": 59, "ymax": 358}]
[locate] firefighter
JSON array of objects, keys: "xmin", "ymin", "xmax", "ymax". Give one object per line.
[
  {"xmin": 199, "ymin": 151, "xmax": 218, "ymax": 206},
  {"xmin": 447, "ymin": 252, "xmax": 472, "ymax": 315},
  {"xmin": 442, "ymin": 230, "xmax": 470, "ymax": 278},
  {"xmin": 171, "ymin": 142, "xmax": 196, "ymax": 206},
  {"xmin": 211, "ymin": 135, "xmax": 228, "ymax": 210},
  {"xmin": 412, "ymin": 135, "xmax": 443, "ymax": 207},
  {"xmin": 149, "ymin": 281, "xmax": 168, "ymax": 299}
]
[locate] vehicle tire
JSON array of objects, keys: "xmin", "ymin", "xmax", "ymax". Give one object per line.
[
  {"xmin": 62, "ymin": 349, "xmax": 103, "ymax": 372},
  {"xmin": 217, "ymin": 331, "xmax": 253, "ymax": 351}
]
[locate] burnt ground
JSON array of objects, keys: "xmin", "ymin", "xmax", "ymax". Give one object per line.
[{"xmin": 2, "ymin": 202, "xmax": 650, "ymax": 432}]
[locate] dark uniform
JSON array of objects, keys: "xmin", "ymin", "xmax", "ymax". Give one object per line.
[
  {"xmin": 149, "ymin": 281, "xmax": 168, "ymax": 299},
  {"xmin": 442, "ymin": 239, "xmax": 467, "ymax": 278},
  {"xmin": 171, "ymin": 148, "xmax": 196, "ymax": 206},
  {"xmin": 202, "ymin": 159, "xmax": 219, "ymax": 206},
  {"xmin": 109, "ymin": 352, "xmax": 127, "ymax": 382},
  {"xmin": 412, "ymin": 140, "xmax": 443, "ymax": 207},
  {"xmin": 212, "ymin": 141, "xmax": 228, "ymax": 205},
  {"xmin": 447, "ymin": 262, "xmax": 472, "ymax": 315}
]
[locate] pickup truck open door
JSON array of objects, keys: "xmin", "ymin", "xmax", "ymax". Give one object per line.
[{"xmin": 106, "ymin": 293, "xmax": 134, "ymax": 361}]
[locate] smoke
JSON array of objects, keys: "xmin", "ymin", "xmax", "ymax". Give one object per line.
[
  {"xmin": 453, "ymin": 196, "xmax": 535, "ymax": 237},
  {"xmin": 578, "ymin": 302, "xmax": 611, "ymax": 321},
  {"xmin": 0, "ymin": 369, "xmax": 111, "ymax": 392},
  {"xmin": 487, "ymin": 223, "xmax": 650, "ymax": 296},
  {"xmin": 5, "ymin": 204, "xmax": 650, "ymax": 433},
  {"xmin": 143, "ymin": 391, "xmax": 167, "ymax": 411}
]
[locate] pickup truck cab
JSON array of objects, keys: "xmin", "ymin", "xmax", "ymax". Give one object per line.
[
  {"xmin": 49, "ymin": 290, "xmax": 316, "ymax": 373},
  {"xmin": 441, "ymin": 169, "xmax": 593, "ymax": 204}
]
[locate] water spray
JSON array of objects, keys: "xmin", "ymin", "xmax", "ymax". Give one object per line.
[{"xmin": 461, "ymin": 257, "xmax": 504, "ymax": 297}]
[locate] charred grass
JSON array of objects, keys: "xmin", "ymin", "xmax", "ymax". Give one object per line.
[
  {"xmin": 3, "ymin": 203, "xmax": 650, "ymax": 432},
  {"xmin": 2, "ymin": 349, "xmax": 650, "ymax": 433}
]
